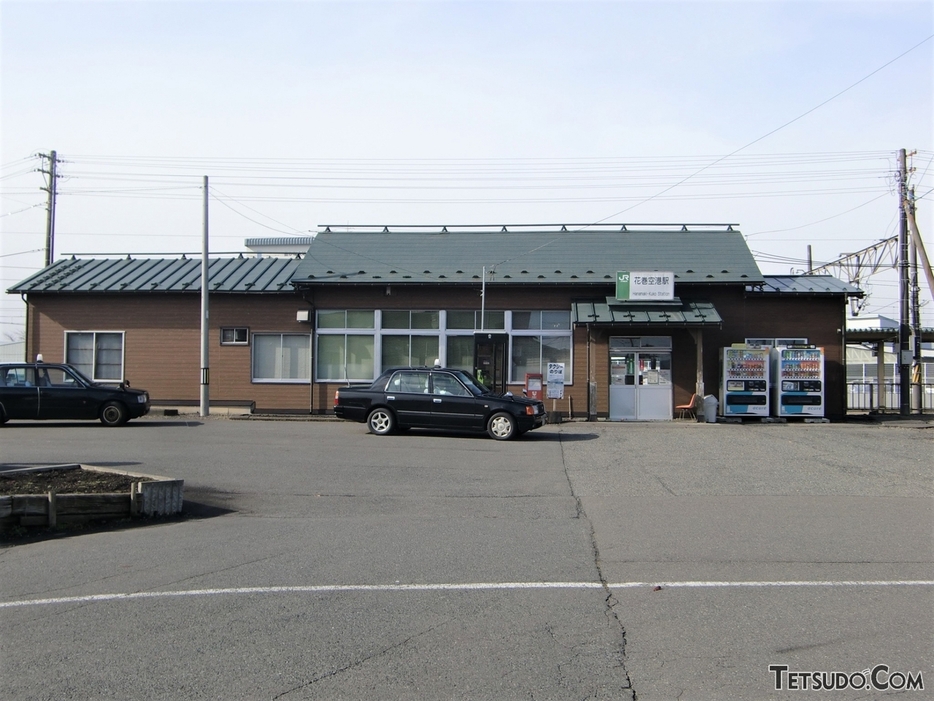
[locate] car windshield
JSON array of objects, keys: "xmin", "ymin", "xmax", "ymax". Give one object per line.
[{"xmin": 450, "ymin": 370, "xmax": 489, "ymax": 396}]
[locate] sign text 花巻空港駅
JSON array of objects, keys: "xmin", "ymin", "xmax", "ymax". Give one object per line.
[{"xmin": 617, "ymin": 272, "xmax": 675, "ymax": 301}]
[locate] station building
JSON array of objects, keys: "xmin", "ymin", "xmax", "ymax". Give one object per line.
[{"xmin": 8, "ymin": 224, "xmax": 860, "ymax": 420}]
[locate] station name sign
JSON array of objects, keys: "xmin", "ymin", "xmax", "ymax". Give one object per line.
[{"xmin": 616, "ymin": 271, "xmax": 675, "ymax": 301}]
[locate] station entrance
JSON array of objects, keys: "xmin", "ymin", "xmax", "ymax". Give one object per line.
[{"xmin": 609, "ymin": 336, "xmax": 673, "ymax": 420}]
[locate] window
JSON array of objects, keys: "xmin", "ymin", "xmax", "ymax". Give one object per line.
[
  {"xmin": 432, "ymin": 372, "xmax": 471, "ymax": 396},
  {"xmin": 317, "ymin": 310, "xmax": 374, "ymax": 329},
  {"xmin": 383, "ymin": 310, "xmax": 439, "ymax": 330},
  {"xmin": 382, "ymin": 335, "xmax": 439, "ymax": 368},
  {"xmin": 316, "ymin": 310, "xmax": 376, "ymax": 381},
  {"xmin": 445, "ymin": 336, "xmax": 475, "ymax": 372},
  {"xmin": 443, "ymin": 310, "xmax": 505, "ymax": 374},
  {"xmin": 388, "ymin": 370, "xmax": 429, "ymax": 394},
  {"xmin": 511, "ymin": 310, "xmax": 570, "ymax": 330},
  {"xmin": 509, "ymin": 311, "xmax": 572, "ymax": 383},
  {"xmin": 381, "ymin": 311, "xmax": 440, "ymax": 368},
  {"xmin": 316, "ymin": 335, "xmax": 375, "ymax": 381},
  {"xmin": 1, "ymin": 367, "xmax": 36, "ymax": 387},
  {"xmin": 39, "ymin": 366, "xmax": 84, "ymax": 388},
  {"xmin": 221, "ymin": 327, "xmax": 249, "ymax": 345},
  {"xmin": 65, "ymin": 331, "xmax": 124, "ymax": 381},
  {"xmin": 314, "ymin": 308, "xmax": 572, "ymax": 383},
  {"xmin": 446, "ymin": 310, "xmax": 505, "ymax": 330},
  {"xmin": 252, "ymin": 333, "xmax": 311, "ymax": 382},
  {"xmin": 511, "ymin": 335, "xmax": 571, "ymax": 383}
]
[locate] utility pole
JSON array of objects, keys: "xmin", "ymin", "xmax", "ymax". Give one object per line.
[
  {"xmin": 909, "ymin": 187, "xmax": 922, "ymax": 413},
  {"xmin": 897, "ymin": 149, "xmax": 911, "ymax": 416},
  {"xmin": 38, "ymin": 151, "xmax": 59, "ymax": 267},
  {"xmin": 200, "ymin": 176, "xmax": 210, "ymax": 417}
]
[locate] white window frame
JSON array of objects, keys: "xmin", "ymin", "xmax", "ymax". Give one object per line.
[
  {"xmin": 251, "ymin": 332, "xmax": 311, "ymax": 383},
  {"xmin": 507, "ymin": 310, "xmax": 573, "ymax": 385},
  {"xmin": 315, "ymin": 310, "xmax": 377, "ymax": 382},
  {"xmin": 64, "ymin": 331, "xmax": 125, "ymax": 382},
  {"xmin": 312, "ymin": 308, "xmax": 573, "ymax": 384},
  {"xmin": 220, "ymin": 327, "xmax": 249, "ymax": 345}
]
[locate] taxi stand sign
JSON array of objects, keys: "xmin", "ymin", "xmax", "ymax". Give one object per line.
[
  {"xmin": 617, "ymin": 271, "xmax": 675, "ymax": 301},
  {"xmin": 546, "ymin": 363, "xmax": 565, "ymax": 399}
]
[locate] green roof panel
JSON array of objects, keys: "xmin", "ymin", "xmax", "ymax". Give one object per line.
[
  {"xmin": 292, "ymin": 226, "xmax": 763, "ymax": 285},
  {"xmin": 7, "ymin": 256, "xmax": 302, "ymax": 294}
]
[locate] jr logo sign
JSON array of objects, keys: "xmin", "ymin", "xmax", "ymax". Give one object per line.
[{"xmin": 617, "ymin": 271, "xmax": 675, "ymax": 301}]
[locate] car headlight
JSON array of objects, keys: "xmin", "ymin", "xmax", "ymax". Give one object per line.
[{"xmin": 138, "ymin": 394, "xmax": 148, "ymax": 403}]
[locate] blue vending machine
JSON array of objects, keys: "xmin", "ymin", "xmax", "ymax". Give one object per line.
[
  {"xmin": 719, "ymin": 345, "xmax": 771, "ymax": 418},
  {"xmin": 771, "ymin": 346, "xmax": 825, "ymax": 418}
]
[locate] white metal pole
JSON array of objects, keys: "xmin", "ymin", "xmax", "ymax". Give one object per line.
[
  {"xmin": 200, "ymin": 176, "xmax": 210, "ymax": 417},
  {"xmin": 480, "ymin": 265, "xmax": 486, "ymax": 330}
]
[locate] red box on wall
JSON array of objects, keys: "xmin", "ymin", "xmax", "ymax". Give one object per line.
[{"xmin": 525, "ymin": 373, "xmax": 543, "ymax": 400}]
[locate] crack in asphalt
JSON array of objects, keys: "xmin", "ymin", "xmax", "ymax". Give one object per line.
[
  {"xmin": 271, "ymin": 620, "xmax": 451, "ymax": 699},
  {"xmin": 558, "ymin": 430, "xmax": 636, "ymax": 700}
]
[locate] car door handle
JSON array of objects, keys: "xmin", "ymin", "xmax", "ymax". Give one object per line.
[{"xmin": 433, "ymin": 398, "xmax": 442, "ymax": 403}]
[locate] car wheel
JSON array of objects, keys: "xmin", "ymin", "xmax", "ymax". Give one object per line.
[
  {"xmin": 0, "ymin": 407, "xmax": 7, "ymax": 425},
  {"xmin": 487, "ymin": 412, "xmax": 516, "ymax": 440},
  {"xmin": 367, "ymin": 407, "xmax": 396, "ymax": 435},
  {"xmin": 100, "ymin": 401, "xmax": 128, "ymax": 426}
]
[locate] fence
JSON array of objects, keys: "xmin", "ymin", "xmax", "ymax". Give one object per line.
[{"xmin": 847, "ymin": 382, "xmax": 934, "ymax": 412}]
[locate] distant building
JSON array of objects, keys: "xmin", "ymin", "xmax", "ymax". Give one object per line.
[
  {"xmin": 845, "ymin": 315, "xmax": 934, "ymax": 411},
  {"xmin": 0, "ymin": 340, "xmax": 25, "ymax": 363}
]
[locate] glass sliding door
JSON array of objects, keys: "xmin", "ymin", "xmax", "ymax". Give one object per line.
[{"xmin": 609, "ymin": 337, "xmax": 673, "ymax": 420}]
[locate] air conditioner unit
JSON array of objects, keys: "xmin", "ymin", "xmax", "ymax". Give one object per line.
[{"xmin": 296, "ymin": 310, "xmax": 310, "ymax": 322}]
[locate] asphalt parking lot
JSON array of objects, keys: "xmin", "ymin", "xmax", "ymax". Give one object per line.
[{"xmin": 1, "ymin": 416, "xmax": 932, "ymax": 700}]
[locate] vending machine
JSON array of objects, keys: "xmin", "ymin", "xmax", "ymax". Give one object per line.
[
  {"xmin": 771, "ymin": 346, "xmax": 825, "ymax": 418},
  {"xmin": 719, "ymin": 346, "xmax": 771, "ymax": 417}
]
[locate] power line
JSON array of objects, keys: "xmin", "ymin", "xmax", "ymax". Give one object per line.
[{"xmin": 588, "ymin": 34, "xmax": 934, "ymax": 222}]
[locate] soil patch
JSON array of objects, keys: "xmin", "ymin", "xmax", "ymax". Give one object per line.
[{"xmin": 0, "ymin": 468, "xmax": 146, "ymax": 495}]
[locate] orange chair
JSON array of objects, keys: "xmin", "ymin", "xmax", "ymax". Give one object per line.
[{"xmin": 676, "ymin": 393, "xmax": 698, "ymax": 420}]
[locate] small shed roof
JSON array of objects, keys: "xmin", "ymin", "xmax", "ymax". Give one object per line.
[
  {"xmin": 291, "ymin": 225, "xmax": 764, "ymax": 286},
  {"xmin": 7, "ymin": 256, "xmax": 301, "ymax": 294},
  {"xmin": 747, "ymin": 275, "xmax": 862, "ymax": 296}
]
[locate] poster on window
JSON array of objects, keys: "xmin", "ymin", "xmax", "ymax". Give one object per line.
[{"xmin": 546, "ymin": 362, "xmax": 565, "ymax": 399}]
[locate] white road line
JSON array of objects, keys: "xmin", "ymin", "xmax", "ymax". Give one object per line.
[{"xmin": 2, "ymin": 580, "xmax": 932, "ymax": 610}]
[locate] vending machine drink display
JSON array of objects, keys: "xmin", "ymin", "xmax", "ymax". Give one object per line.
[
  {"xmin": 771, "ymin": 346, "xmax": 825, "ymax": 418},
  {"xmin": 719, "ymin": 346, "xmax": 770, "ymax": 417}
]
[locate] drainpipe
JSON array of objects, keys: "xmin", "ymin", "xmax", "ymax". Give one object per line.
[{"xmin": 586, "ymin": 323, "xmax": 594, "ymax": 421}]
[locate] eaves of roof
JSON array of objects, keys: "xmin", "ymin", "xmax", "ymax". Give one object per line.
[
  {"xmin": 747, "ymin": 275, "xmax": 863, "ymax": 296},
  {"xmin": 847, "ymin": 327, "xmax": 934, "ymax": 343},
  {"xmin": 6, "ymin": 256, "xmax": 302, "ymax": 294}
]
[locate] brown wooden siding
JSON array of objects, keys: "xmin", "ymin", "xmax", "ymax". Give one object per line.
[{"xmin": 23, "ymin": 282, "xmax": 849, "ymax": 418}]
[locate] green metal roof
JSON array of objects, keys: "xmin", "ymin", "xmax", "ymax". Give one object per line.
[
  {"xmin": 7, "ymin": 256, "xmax": 301, "ymax": 294},
  {"xmin": 749, "ymin": 275, "xmax": 863, "ymax": 296},
  {"xmin": 573, "ymin": 300, "xmax": 722, "ymax": 326},
  {"xmin": 291, "ymin": 224, "xmax": 763, "ymax": 286},
  {"xmin": 847, "ymin": 327, "xmax": 934, "ymax": 343}
]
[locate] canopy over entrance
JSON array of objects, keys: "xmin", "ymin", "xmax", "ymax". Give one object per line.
[{"xmin": 572, "ymin": 298, "xmax": 722, "ymax": 327}]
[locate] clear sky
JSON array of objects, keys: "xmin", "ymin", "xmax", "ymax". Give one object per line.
[{"xmin": 2, "ymin": 0, "xmax": 932, "ymax": 340}]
